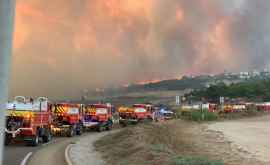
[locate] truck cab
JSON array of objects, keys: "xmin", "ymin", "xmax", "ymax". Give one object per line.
[
  {"xmin": 51, "ymin": 103, "xmax": 83, "ymax": 137},
  {"xmin": 119, "ymin": 104, "xmax": 154, "ymax": 126},
  {"xmin": 82, "ymin": 104, "xmax": 113, "ymax": 132},
  {"xmin": 5, "ymin": 96, "xmax": 52, "ymax": 146},
  {"xmin": 132, "ymin": 104, "xmax": 154, "ymax": 120}
]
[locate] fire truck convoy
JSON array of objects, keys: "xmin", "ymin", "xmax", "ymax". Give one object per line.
[
  {"xmin": 5, "ymin": 96, "xmax": 52, "ymax": 146},
  {"xmin": 82, "ymin": 104, "xmax": 113, "ymax": 132},
  {"xmin": 5, "ymin": 96, "xmax": 158, "ymax": 146},
  {"xmin": 51, "ymin": 103, "xmax": 83, "ymax": 137},
  {"xmin": 118, "ymin": 104, "xmax": 154, "ymax": 126}
]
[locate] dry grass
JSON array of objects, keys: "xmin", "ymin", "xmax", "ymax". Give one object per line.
[
  {"xmin": 95, "ymin": 120, "xmax": 264, "ymax": 165},
  {"xmin": 95, "ymin": 121, "xmax": 215, "ymax": 165}
]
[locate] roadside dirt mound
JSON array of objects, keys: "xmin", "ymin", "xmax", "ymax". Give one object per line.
[{"xmin": 95, "ymin": 121, "xmax": 265, "ymax": 165}]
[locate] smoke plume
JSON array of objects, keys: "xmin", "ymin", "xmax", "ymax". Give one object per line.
[{"xmin": 10, "ymin": 0, "xmax": 270, "ymax": 98}]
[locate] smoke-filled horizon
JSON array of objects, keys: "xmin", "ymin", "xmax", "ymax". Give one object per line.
[{"xmin": 10, "ymin": 0, "xmax": 270, "ymax": 99}]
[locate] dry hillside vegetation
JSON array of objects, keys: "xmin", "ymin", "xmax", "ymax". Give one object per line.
[{"xmin": 95, "ymin": 120, "xmax": 265, "ymax": 165}]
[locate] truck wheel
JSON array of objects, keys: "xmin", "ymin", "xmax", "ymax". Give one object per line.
[
  {"xmin": 29, "ymin": 135, "xmax": 39, "ymax": 146},
  {"xmin": 106, "ymin": 124, "xmax": 112, "ymax": 131},
  {"xmin": 97, "ymin": 125, "xmax": 102, "ymax": 132},
  {"xmin": 42, "ymin": 129, "xmax": 52, "ymax": 143},
  {"xmin": 120, "ymin": 121, "xmax": 127, "ymax": 127},
  {"xmin": 5, "ymin": 134, "xmax": 12, "ymax": 146},
  {"xmin": 147, "ymin": 116, "xmax": 153, "ymax": 122},
  {"xmin": 106, "ymin": 120, "xmax": 113, "ymax": 131},
  {"xmin": 76, "ymin": 126, "xmax": 83, "ymax": 135},
  {"xmin": 67, "ymin": 128, "xmax": 74, "ymax": 137},
  {"xmin": 119, "ymin": 120, "xmax": 126, "ymax": 127}
]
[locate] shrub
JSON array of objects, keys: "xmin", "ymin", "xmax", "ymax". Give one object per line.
[
  {"xmin": 189, "ymin": 110, "xmax": 218, "ymax": 121},
  {"xmin": 190, "ymin": 110, "xmax": 202, "ymax": 121},
  {"xmin": 203, "ymin": 111, "xmax": 219, "ymax": 121},
  {"xmin": 171, "ymin": 156, "xmax": 224, "ymax": 165},
  {"xmin": 246, "ymin": 107, "xmax": 259, "ymax": 116}
]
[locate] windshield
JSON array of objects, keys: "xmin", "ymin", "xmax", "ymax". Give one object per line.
[
  {"xmin": 134, "ymin": 108, "xmax": 146, "ymax": 113},
  {"xmin": 67, "ymin": 107, "xmax": 79, "ymax": 114},
  {"xmin": 96, "ymin": 108, "xmax": 108, "ymax": 115}
]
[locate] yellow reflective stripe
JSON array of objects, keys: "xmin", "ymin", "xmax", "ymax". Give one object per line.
[
  {"xmin": 59, "ymin": 107, "xmax": 64, "ymax": 113},
  {"xmin": 6, "ymin": 110, "xmax": 33, "ymax": 117},
  {"xmin": 53, "ymin": 106, "xmax": 68, "ymax": 113}
]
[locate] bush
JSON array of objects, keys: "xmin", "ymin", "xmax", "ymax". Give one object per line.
[
  {"xmin": 246, "ymin": 107, "xmax": 259, "ymax": 116},
  {"xmin": 171, "ymin": 156, "xmax": 224, "ymax": 165},
  {"xmin": 190, "ymin": 111, "xmax": 202, "ymax": 121},
  {"xmin": 203, "ymin": 111, "xmax": 219, "ymax": 121},
  {"xmin": 189, "ymin": 110, "xmax": 218, "ymax": 121}
]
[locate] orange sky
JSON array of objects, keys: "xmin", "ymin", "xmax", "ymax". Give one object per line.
[{"xmin": 11, "ymin": 0, "xmax": 262, "ymax": 98}]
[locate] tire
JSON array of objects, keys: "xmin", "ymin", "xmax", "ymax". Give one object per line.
[
  {"xmin": 147, "ymin": 116, "xmax": 153, "ymax": 122},
  {"xmin": 29, "ymin": 135, "xmax": 39, "ymax": 146},
  {"xmin": 67, "ymin": 127, "xmax": 74, "ymax": 137},
  {"xmin": 119, "ymin": 120, "xmax": 127, "ymax": 127},
  {"xmin": 42, "ymin": 129, "xmax": 52, "ymax": 143},
  {"xmin": 120, "ymin": 122, "xmax": 127, "ymax": 127},
  {"xmin": 106, "ymin": 120, "xmax": 113, "ymax": 131},
  {"xmin": 106, "ymin": 124, "xmax": 112, "ymax": 131},
  {"xmin": 5, "ymin": 134, "xmax": 12, "ymax": 146},
  {"xmin": 76, "ymin": 125, "xmax": 83, "ymax": 135},
  {"xmin": 97, "ymin": 125, "xmax": 102, "ymax": 132}
]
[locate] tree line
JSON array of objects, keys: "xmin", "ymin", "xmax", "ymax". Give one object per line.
[{"xmin": 185, "ymin": 79, "xmax": 270, "ymax": 102}]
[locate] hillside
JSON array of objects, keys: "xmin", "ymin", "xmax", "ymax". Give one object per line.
[
  {"xmin": 186, "ymin": 79, "xmax": 270, "ymax": 102},
  {"xmin": 115, "ymin": 74, "xmax": 243, "ymax": 93}
]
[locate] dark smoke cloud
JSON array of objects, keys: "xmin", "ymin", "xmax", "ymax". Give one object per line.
[
  {"xmin": 228, "ymin": 0, "xmax": 270, "ymax": 69},
  {"xmin": 10, "ymin": 0, "xmax": 270, "ymax": 99}
]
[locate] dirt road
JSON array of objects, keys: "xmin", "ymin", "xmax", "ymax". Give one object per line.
[
  {"xmin": 69, "ymin": 132, "xmax": 115, "ymax": 165},
  {"xmin": 208, "ymin": 115, "xmax": 270, "ymax": 163}
]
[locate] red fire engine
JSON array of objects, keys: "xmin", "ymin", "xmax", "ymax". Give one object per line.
[
  {"xmin": 223, "ymin": 104, "xmax": 246, "ymax": 113},
  {"xmin": 82, "ymin": 104, "xmax": 113, "ymax": 132},
  {"xmin": 51, "ymin": 103, "xmax": 83, "ymax": 137},
  {"xmin": 256, "ymin": 103, "xmax": 270, "ymax": 112},
  {"xmin": 5, "ymin": 96, "xmax": 52, "ymax": 146},
  {"xmin": 119, "ymin": 104, "xmax": 154, "ymax": 126}
]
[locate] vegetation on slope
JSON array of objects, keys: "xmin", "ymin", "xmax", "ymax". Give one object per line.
[
  {"xmin": 95, "ymin": 121, "xmax": 230, "ymax": 165},
  {"xmin": 112, "ymin": 75, "xmax": 241, "ymax": 93},
  {"xmin": 186, "ymin": 79, "xmax": 270, "ymax": 102}
]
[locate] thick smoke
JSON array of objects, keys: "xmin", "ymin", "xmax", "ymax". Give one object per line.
[
  {"xmin": 228, "ymin": 0, "xmax": 270, "ymax": 69},
  {"xmin": 10, "ymin": 0, "xmax": 270, "ymax": 98}
]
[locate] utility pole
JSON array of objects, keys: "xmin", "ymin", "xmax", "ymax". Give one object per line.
[{"xmin": 0, "ymin": 0, "xmax": 16, "ymax": 164}]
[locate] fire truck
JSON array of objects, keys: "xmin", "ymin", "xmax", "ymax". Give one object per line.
[
  {"xmin": 181, "ymin": 103, "xmax": 217, "ymax": 112},
  {"xmin": 82, "ymin": 104, "xmax": 113, "ymax": 132},
  {"xmin": 256, "ymin": 103, "xmax": 270, "ymax": 112},
  {"xmin": 119, "ymin": 104, "xmax": 154, "ymax": 126},
  {"xmin": 5, "ymin": 96, "xmax": 52, "ymax": 146},
  {"xmin": 223, "ymin": 104, "xmax": 246, "ymax": 113},
  {"xmin": 51, "ymin": 103, "xmax": 83, "ymax": 137},
  {"xmin": 203, "ymin": 103, "xmax": 218, "ymax": 112}
]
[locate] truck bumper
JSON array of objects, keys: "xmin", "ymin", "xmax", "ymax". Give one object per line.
[
  {"xmin": 51, "ymin": 125, "xmax": 71, "ymax": 135},
  {"xmin": 5, "ymin": 128, "xmax": 34, "ymax": 138},
  {"xmin": 83, "ymin": 122, "xmax": 99, "ymax": 128},
  {"xmin": 119, "ymin": 118, "xmax": 139, "ymax": 125}
]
